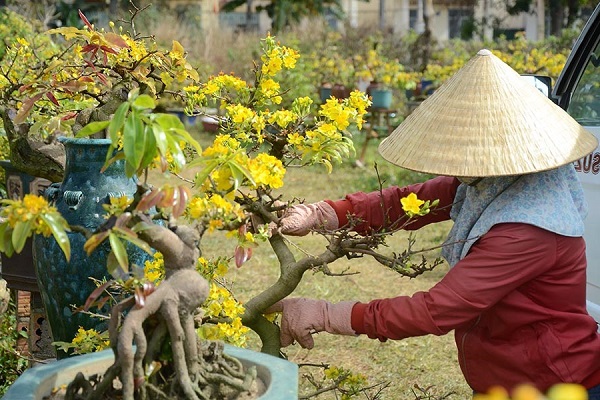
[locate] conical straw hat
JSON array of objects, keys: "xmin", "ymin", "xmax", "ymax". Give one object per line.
[{"xmin": 378, "ymin": 49, "xmax": 598, "ymax": 177}]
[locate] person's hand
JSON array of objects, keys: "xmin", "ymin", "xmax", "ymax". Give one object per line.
[
  {"xmin": 265, "ymin": 298, "xmax": 357, "ymax": 349},
  {"xmin": 273, "ymin": 201, "xmax": 339, "ymax": 236}
]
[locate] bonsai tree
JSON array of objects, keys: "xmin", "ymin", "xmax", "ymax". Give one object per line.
[
  {"xmin": 0, "ymin": 6, "xmax": 444, "ymax": 400},
  {"xmin": 0, "ymin": 5, "xmax": 200, "ymax": 182}
]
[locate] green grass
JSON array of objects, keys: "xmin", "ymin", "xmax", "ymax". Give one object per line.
[{"xmin": 194, "ymin": 128, "xmax": 472, "ymax": 399}]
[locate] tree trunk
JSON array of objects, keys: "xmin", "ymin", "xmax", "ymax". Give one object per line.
[{"xmin": 549, "ymin": 0, "xmax": 564, "ymax": 36}]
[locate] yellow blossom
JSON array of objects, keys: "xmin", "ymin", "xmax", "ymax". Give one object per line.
[
  {"xmin": 268, "ymin": 109, "xmax": 296, "ymax": 128},
  {"xmin": 401, "ymin": 193, "xmax": 424, "ymax": 216},
  {"xmin": 227, "ymin": 104, "xmax": 254, "ymax": 124}
]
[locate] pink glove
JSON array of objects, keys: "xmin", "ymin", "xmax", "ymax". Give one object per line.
[
  {"xmin": 275, "ymin": 201, "xmax": 339, "ymax": 236},
  {"xmin": 266, "ymin": 298, "xmax": 357, "ymax": 349}
]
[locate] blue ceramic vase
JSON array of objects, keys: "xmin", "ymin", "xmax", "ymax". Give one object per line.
[{"xmin": 33, "ymin": 138, "xmax": 151, "ymax": 350}]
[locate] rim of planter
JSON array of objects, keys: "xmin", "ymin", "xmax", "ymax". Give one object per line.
[
  {"xmin": 57, "ymin": 136, "xmax": 112, "ymax": 145},
  {"xmin": 1, "ymin": 344, "xmax": 298, "ymax": 400}
]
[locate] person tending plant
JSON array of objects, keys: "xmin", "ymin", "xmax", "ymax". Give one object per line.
[{"xmin": 269, "ymin": 49, "xmax": 600, "ymax": 399}]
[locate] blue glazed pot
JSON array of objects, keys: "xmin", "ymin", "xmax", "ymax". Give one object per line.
[
  {"xmin": 1, "ymin": 345, "xmax": 299, "ymax": 399},
  {"xmin": 32, "ymin": 138, "xmax": 152, "ymax": 350}
]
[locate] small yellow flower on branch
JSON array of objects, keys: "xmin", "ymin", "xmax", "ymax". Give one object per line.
[{"xmin": 401, "ymin": 193, "xmax": 425, "ymax": 217}]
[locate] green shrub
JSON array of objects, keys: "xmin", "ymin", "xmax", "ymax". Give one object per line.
[{"xmin": 0, "ymin": 291, "xmax": 28, "ymax": 396}]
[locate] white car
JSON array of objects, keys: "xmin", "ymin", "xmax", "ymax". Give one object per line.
[{"xmin": 551, "ymin": 3, "xmax": 600, "ymax": 323}]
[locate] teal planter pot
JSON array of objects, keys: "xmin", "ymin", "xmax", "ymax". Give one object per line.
[
  {"xmin": 33, "ymin": 137, "xmax": 153, "ymax": 349},
  {"xmin": 319, "ymin": 85, "xmax": 332, "ymax": 103},
  {"xmin": 1, "ymin": 345, "xmax": 299, "ymax": 399},
  {"xmin": 370, "ymin": 88, "xmax": 393, "ymax": 109}
]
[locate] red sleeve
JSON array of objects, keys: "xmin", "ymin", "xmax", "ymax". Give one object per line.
[
  {"xmin": 325, "ymin": 175, "xmax": 458, "ymax": 234},
  {"xmin": 350, "ymin": 223, "xmax": 561, "ymax": 340}
]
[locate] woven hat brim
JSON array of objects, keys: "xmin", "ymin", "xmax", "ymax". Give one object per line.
[{"xmin": 378, "ymin": 50, "xmax": 598, "ymax": 177}]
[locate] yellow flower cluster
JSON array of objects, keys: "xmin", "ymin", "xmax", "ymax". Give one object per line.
[
  {"xmin": 355, "ymin": 49, "xmax": 415, "ymax": 90},
  {"xmin": 144, "ymin": 251, "xmax": 165, "ymax": 284},
  {"xmin": 102, "ymin": 195, "xmax": 133, "ymax": 217},
  {"xmin": 186, "ymin": 193, "xmax": 245, "ymax": 233},
  {"xmin": 1, "ymin": 194, "xmax": 57, "ymax": 237},
  {"xmin": 247, "ymin": 153, "xmax": 286, "ymax": 189},
  {"xmin": 199, "ymin": 283, "xmax": 249, "ymax": 347},
  {"xmin": 63, "ymin": 326, "xmax": 110, "ymax": 355},
  {"xmin": 260, "ymin": 35, "xmax": 299, "ymax": 78},
  {"xmin": 197, "ymin": 256, "xmax": 229, "ymax": 281},
  {"xmin": 493, "ymin": 37, "xmax": 568, "ymax": 83},
  {"xmin": 324, "ymin": 366, "xmax": 368, "ymax": 400},
  {"xmin": 197, "ymin": 134, "xmax": 287, "ymax": 194},
  {"xmin": 287, "ymin": 91, "xmax": 371, "ymax": 171}
]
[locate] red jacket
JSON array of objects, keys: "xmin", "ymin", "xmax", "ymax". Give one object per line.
[{"xmin": 326, "ymin": 176, "xmax": 600, "ymax": 393}]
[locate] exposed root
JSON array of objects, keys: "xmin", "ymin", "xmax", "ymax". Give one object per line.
[{"xmin": 63, "ymin": 225, "xmax": 258, "ymax": 400}]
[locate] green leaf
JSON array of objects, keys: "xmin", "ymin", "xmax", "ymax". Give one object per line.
[
  {"xmin": 124, "ymin": 160, "xmax": 137, "ymax": 178},
  {"xmin": 102, "ymin": 149, "xmax": 125, "ymax": 173},
  {"xmin": 228, "ymin": 161, "xmax": 249, "ymax": 190},
  {"xmin": 12, "ymin": 220, "xmax": 33, "ymax": 253},
  {"xmin": 226, "ymin": 153, "xmax": 256, "ymax": 188},
  {"xmin": 132, "ymin": 94, "xmax": 156, "ymax": 110},
  {"xmin": 108, "ymin": 232, "xmax": 129, "ymax": 274},
  {"xmin": 108, "ymin": 102, "xmax": 130, "ymax": 142},
  {"xmin": 192, "ymin": 159, "xmax": 220, "ymax": 187},
  {"xmin": 127, "ymin": 87, "xmax": 140, "ymax": 102},
  {"xmin": 106, "ymin": 250, "xmax": 128, "ymax": 280},
  {"xmin": 165, "ymin": 135, "xmax": 186, "ymax": 170},
  {"xmin": 113, "ymin": 227, "xmax": 153, "ymax": 255},
  {"xmin": 0, "ymin": 223, "xmax": 8, "ymax": 253},
  {"xmin": 76, "ymin": 120, "xmax": 110, "ymax": 138},
  {"xmin": 139, "ymin": 125, "xmax": 158, "ymax": 171},
  {"xmin": 152, "ymin": 122, "xmax": 168, "ymax": 156},
  {"xmin": 0, "ymin": 223, "xmax": 14, "ymax": 256},
  {"xmin": 170, "ymin": 127, "xmax": 202, "ymax": 154},
  {"xmin": 123, "ymin": 113, "xmax": 145, "ymax": 172},
  {"xmin": 154, "ymin": 113, "xmax": 185, "ymax": 131},
  {"xmin": 40, "ymin": 213, "xmax": 71, "ymax": 261},
  {"xmin": 83, "ymin": 230, "xmax": 110, "ymax": 255}
]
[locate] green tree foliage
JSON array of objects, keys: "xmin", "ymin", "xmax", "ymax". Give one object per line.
[
  {"xmin": 221, "ymin": 0, "xmax": 366, "ymax": 32},
  {"xmin": 506, "ymin": 0, "xmax": 596, "ymax": 35}
]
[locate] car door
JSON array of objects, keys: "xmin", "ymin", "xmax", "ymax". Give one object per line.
[{"xmin": 552, "ymin": 3, "xmax": 600, "ymax": 323}]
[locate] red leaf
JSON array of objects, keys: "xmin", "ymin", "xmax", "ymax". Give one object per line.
[
  {"xmin": 96, "ymin": 72, "xmax": 109, "ymax": 86},
  {"xmin": 46, "ymin": 91, "xmax": 59, "ymax": 106},
  {"xmin": 82, "ymin": 280, "xmax": 114, "ymax": 311},
  {"xmin": 172, "ymin": 185, "xmax": 190, "ymax": 219},
  {"xmin": 18, "ymin": 83, "xmax": 32, "ymax": 93},
  {"xmin": 134, "ymin": 286, "xmax": 145, "ymax": 309},
  {"xmin": 234, "ymin": 246, "xmax": 251, "ymax": 268},
  {"xmin": 61, "ymin": 112, "xmax": 77, "ymax": 121},
  {"xmin": 81, "ymin": 44, "xmax": 98, "ymax": 54},
  {"xmin": 78, "ymin": 10, "xmax": 94, "ymax": 31},
  {"xmin": 143, "ymin": 282, "xmax": 156, "ymax": 296},
  {"xmin": 136, "ymin": 188, "xmax": 162, "ymax": 212},
  {"xmin": 104, "ymin": 32, "xmax": 130, "ymax": 49},
  {"xmin": 100, "ymin": 45, "xmax": 118, "ymax": 55},
  {"xmin": 14, "ymin": 93, "xmax": 43, "ymax": 124}
]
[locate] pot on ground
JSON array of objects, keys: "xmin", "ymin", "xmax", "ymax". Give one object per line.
[{"xmin": 1, "ymin": 344, "xmax": 299, "ymax": 400}]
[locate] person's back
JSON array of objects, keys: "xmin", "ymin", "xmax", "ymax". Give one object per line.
[{"xmin": 446, "ymin": 223, "xmax": 600, "ymax": 392}]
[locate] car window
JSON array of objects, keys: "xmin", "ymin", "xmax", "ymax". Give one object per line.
[{"xmin": 567, "ymin": 40, "xmax": 600, "ymax": 126}]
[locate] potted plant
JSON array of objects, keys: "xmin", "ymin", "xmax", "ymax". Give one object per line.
[
  {"xmin": 355, "ymin": 48, "xmax": 418, "ymax": 110},
  {"xmin": 0, "ymin": 5, "xmax": 448, "ymax": 399},
  {"xmin": 0, "ymin": 6, "xmax": 205, "ymax": 347}
]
